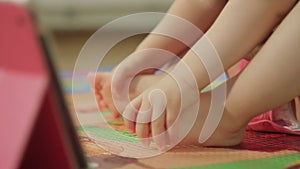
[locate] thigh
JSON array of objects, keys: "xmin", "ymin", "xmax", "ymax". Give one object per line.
[
  {"xmin": 206, "ymin": 0, "xmax": 296, "ymax": 69},
  {"xmin": 226, "ymin": 2, "xmax": 300, "ymax": 122}
]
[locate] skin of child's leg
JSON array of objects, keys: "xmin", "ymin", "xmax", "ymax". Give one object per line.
[
  {"xmin": 182, "ymin": 0, "xmax": 297, "ymax": 89},
  {"xmin": 127, "ymin": 0, "xmax": 297, "ymax": 147},
  {"xmin": 149, "ymin": 2, "xmax": 300, "ymax": 146},
  {"xmin": 89, "ymin": 42, "xmax": 263, "ymax": 117},
  {"xmin": 90, "ymin": 0, "xmax": 281, "ymax": 117},
  {"xmin": 111, "ymin": 0, "xmax": 228, "ymax": 98},
  {"xmin": 180, "ymin": 78, "xmax": 246, "ymax": 146},
  {"xmin": 91, "ymin": 0, "xmax": 228, "ymax": 117},
  {"xmin": 136, "ymin": 0, "xmax": 227, "ymax": 56},
  {"xmin": 225, "ymin": 2, "xmax": 300, "ymax": 128},
  {"xmin": 89, "ymin": 42, "xmax": 263, "ymax": 118},
  {"xmin": 89, "ymin": 40, "xmax": 299, "ymax": 148}
]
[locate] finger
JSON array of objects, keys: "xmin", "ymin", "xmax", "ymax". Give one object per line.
[
  {"xmin": 149, "ymin": 89, "xmax": 169, "ymax": 150},
  {"xmin": 166, "ymin": 109, "xmax": 179, "ymax": 146},
  {"xmin": 123, "ymin": 117, "xmax": 135, "ymax": 134},
  {"xmin": 123, "ymin": 96, "xmax": 141, "ymax": 133},
  {"xmin": 151, "ymin": 109, "xmax": 168, "ymax": 150},
  {"xmin": 135, "ymin": 96, "xmax": 152, "ymax": 147}
]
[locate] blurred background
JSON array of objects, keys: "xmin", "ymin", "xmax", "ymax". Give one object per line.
[
  {"xmin": 2, "ymin": 0, "xmax": 175, "ymax": 127},
  {"xmin": 7, "ymin": 0, "xmax": 174, "ymax": 70},
  {"xmin": 0, "ymin": 1, "xmax": 174, "ymax": 164}
]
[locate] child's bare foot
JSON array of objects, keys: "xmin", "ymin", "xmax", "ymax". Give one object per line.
[
  {"xmin": 88, "ymin": 69, "xmax": 247, "ymax": 148},
  {"xmin": 123, "ymin": 73, "xmax": 247, "ymax": 149},
  {"xmin": 181, "ymin": 90, "xmax": 246, "ymax": 147},
  {"xmin": 87, "ymin": 72, "xmax": 162, "ymax": 118},
  {"xmin": 88, "ymin": 72, "xmax": 247, "ymax": 149}
]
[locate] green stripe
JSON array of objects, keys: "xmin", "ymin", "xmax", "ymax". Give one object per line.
[
  {"xmin": 79, "ymin": 125, "xmax": 139, "ymax": 142},
  {"xmin": 173, "ymin": 153, "xmax": 300, "ymax": 169}
]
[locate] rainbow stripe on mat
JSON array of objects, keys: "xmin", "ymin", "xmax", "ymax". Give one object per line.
[
  {"xmin": 59, "ymin": 65, "xmax": 114, "ymax": 93},
  {"xmin": 59, "ymin": 66, "xmax": 228, "ymax": 93}
]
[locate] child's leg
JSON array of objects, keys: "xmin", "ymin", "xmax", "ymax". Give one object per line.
[
  {"xmin": 225, "ymin": 2, "xmax": 300, "ymax": 128},
  {"xmin": 89, "ymin": 0, "xmax": 228, "ymax": 116},
  {"xmin": 127, "ymin": 0, "xmax": 297, "ymax": 147},
  {"xmin": 182, "ymin": 0, "xmax": 297, "ymax": 89},
  {"xmin": 185, "ymin": 3, "xmax": 300, "ymax": 145},
  {"xmin": 177, "ymin": 83, "xmax": 246, "ymax": 146},
  {"xmin": 137, "ymin": 0, "xmax": 228, "ymax": 54},
  {"xmin": 111, "ymin": 0, "xmax": 228, "ymax": 97}
]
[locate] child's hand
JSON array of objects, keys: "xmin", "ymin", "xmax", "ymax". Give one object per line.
[{"xmin": 122, "ymin": 72, "xmax": 200, "ymax": 150}]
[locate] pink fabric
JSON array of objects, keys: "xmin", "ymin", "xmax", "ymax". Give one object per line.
[
  {"xmin": 247, "ymin": 109, "xmax": 300, "ymax": 136},
  {"xmin": 236, "ymin": 59, "xmax": 300, "ymax": 135}
]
